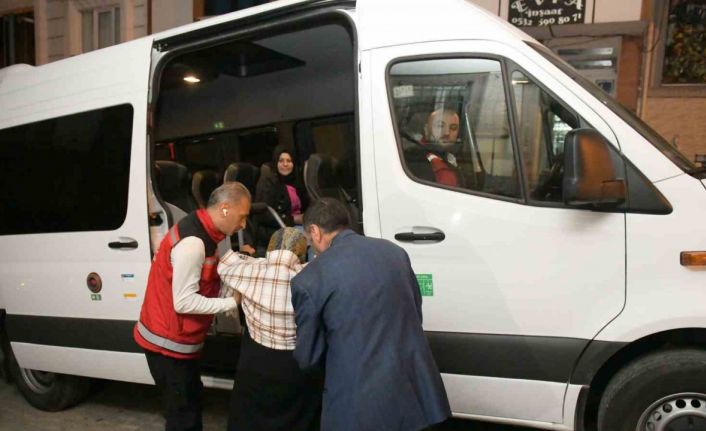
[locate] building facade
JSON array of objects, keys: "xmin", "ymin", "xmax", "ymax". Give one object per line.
[{"xmin": 1, "ymin": 0, "xmax": 704, "ymax": 162}]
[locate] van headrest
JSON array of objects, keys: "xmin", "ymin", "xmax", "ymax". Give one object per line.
[
  {"xmin": 192, "ymin": 169, "xmax": 221, "ymax": 209},
  {"xmin": 155, "ymin": 160, "xmax": 197, "ymax": 213},
  {"xmin": 224, "ymin": 162, "xmax": 260, "ymax": 197},
  {"xmin": 304, "ymin": 153, "xmax": 338, "ymax": 201},
  {"xmin": 254, "ymin": 163, "xmax": 275, "ymax": 202}
]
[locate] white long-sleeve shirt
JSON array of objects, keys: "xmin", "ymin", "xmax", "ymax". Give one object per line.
[{"xmin": 171, "ymin": 236, "xmax": 237, "ymax": 314}]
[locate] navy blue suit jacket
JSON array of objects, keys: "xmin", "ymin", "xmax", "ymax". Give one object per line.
[{"xmin": 291, "ymin": 230, "xmax": 450, "ymax": 431}]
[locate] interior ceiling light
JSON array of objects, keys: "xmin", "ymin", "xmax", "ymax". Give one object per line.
[{"xmin": 183, "ymin": 75, "xmax": 201, "ymax": 83}]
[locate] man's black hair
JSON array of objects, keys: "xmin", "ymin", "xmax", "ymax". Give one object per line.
[{"xmin": 303, "ymin": 198, "xmax": 351, "ymax": 233}]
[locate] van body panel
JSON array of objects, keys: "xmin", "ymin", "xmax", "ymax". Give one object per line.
[
  {"xmin": 0, "ymin": 38, "xmax": 153, "ymax": 380},
  {"xmin": 10, "ymin": 343, "xmax": 153, "ymax": 384},
  {"xmin": 443, "ymin": 373, "xmax": 578, "ymax": 427},
  {"xmin": 357, "ymin": 49, "xmax": 383, "ymax": 237},
  {"xmin": 596, "ymin": 173, "xmax": 706, "ymax": 343}
]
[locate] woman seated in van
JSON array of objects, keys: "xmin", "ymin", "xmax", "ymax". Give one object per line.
[
  {"xmin": 259, "ymin": 146, "xmax": 309, "ymax": 229},
  {"xmin": 218, "ymin": 227, "xmax": 322, "ymax": 431}
]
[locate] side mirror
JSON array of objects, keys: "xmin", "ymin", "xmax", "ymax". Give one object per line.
[{"xmin": 563, "ymin": 129, "xmax": 626, "ymax": 208}]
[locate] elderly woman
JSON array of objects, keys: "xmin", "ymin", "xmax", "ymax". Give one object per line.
[{"xmin": 218, "ymin": 227, "xmax": 322, "ymax": 431}]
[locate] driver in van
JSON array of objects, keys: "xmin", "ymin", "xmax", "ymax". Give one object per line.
[
  {"xmin": 133, "ymin": 182, "xmax": 251, "ymax": 431},
  {"xmin": 404, "ymin": 108, "xmax": 465, "ymax": 188}
]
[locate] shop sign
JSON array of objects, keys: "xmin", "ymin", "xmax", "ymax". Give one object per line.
[{"xmin": 509, "ymin": 0, "xmax": 586, "ymax": 27}]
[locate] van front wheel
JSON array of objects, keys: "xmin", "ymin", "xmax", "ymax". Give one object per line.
[
  {"xmin": 9, "ymin": 346, "xmax": 91, "ymax": 411},
  {"xmin": 597, "ymin": 349, "xmax": 706, "ymax": 431}
]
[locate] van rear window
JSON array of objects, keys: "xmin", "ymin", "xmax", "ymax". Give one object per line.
[{"xmin": 0, "ymin": 104, "xmax": 133, "ymax": 235}]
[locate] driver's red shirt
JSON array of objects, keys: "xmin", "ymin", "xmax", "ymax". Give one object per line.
[{"xmin": 426, "ymin": 153, "xmax": 458, "ymax": 187}]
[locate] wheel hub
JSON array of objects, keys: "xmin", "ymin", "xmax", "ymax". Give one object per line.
[
  {"xmin": 638, "ymin": 393, "xmax": 706, "ymax": 431},
  {"xmin": 19, "ymin": 368, "xmax": 54, "ymax": 394}
]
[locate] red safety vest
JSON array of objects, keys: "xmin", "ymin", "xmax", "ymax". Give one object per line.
[{"xmin": 133, "ymin": 209, "xmax": 225, "ymax": 359}]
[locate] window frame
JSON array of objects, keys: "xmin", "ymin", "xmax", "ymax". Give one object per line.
[
  {"xmin": 385, "ymin": 53, "xmax": 526, "ymax": 204},
  {"xmin": 81, "ymin": 5, "xmax": 121, "ymax": 53}
]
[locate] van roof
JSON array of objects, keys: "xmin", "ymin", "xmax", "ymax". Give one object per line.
[
  {"xmin": 149, "ymin": 0, "xmax": 534, "ymax": 51},
  {"xmin": 0, "ymin": 0, "xmax": 534, "ymax": 126}
]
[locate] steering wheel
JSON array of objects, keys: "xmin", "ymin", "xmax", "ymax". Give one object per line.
[{"xmin": 532, "ymin": 154, "xmax": 564, "ymax": 201}]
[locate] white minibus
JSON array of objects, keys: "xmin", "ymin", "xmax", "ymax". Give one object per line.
[{"xmin": 1, "ymin": 1, "xmax": 705, "ymax": 429}]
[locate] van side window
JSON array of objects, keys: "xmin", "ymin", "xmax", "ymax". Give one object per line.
[
  {"xmin": 0, "ymin": 104, "xmax": 133, "ymax": 235},
  {"xmin": 389, "ymin": 58, "xmax": 520, "ymax": 199},
  {"xmin": 510, "ymin": 70, "xmax": 580, "ymax": 203}
]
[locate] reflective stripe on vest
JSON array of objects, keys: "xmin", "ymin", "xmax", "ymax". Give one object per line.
[{"xmin": 137, "ymin": 321, "xmax": 204, "ymax": 354}]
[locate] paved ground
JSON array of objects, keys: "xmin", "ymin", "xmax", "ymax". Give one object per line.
[{"xmin": 0, "ymin": 378, "xmax": 531, "ymax": 431}]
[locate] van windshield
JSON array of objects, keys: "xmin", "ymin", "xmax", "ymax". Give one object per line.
[{"xmin": 527, "ymin": 41, "xmax": 705, "ymax": 180}]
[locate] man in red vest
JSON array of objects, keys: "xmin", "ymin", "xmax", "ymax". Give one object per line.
[{"xmin": 134, "ymin": 182, "xmax": 251, "ymax": 431}]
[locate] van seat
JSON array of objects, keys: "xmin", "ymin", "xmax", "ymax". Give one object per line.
[
  {"xmin": 155, "ymin": 161, "xmax": 197, "ymax": 214},
  {"xmin": 224, "ymin": 162, "xmax": 260, "ymax": 197},
  {"xmin": 303, "ymin": 153, "xmax": 339, "ymax": 201},
  {"xmin": 335, "ymin": 157, "xmax": 362, "ymax": 233},
  {"xmin": 192, "ymin": 169, "xmax": 221, "ymax": 209}
]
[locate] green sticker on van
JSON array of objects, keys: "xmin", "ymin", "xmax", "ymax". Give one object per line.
[{"xmin": 416, "ymin": 274, "xmax": 433, "ymax": 296}]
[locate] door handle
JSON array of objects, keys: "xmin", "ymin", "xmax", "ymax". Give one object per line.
[
  {"xmin": 394, "ymin": 231, "xmax": 445, "ymax": 242},
  {"xmin": 108, "ymin": 239, "xmax": 139, "ymax": 249}
]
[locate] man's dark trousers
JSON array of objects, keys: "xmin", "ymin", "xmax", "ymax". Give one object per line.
[{"xmin": 145, "ymin": 350, "xmax": 203, "ymax": 431}]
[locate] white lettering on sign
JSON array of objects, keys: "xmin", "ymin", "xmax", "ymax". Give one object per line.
[{"xmin": 509, "ymin": 0, "xmax": 584, "ymax": 27}]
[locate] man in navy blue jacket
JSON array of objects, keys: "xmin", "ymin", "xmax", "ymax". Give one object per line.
[{"xmin": 291, "ymin": 198, "xmax": 450, "ymax": 431}]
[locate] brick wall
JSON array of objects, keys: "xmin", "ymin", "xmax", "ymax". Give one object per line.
[{"xmin": 645, "ymin": 97, "xmax": 706, "ymax": 161}]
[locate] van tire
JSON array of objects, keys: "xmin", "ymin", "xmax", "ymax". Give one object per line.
[
  {"xmin": 0, "ymin": 324, "xmax": 11, "ymax": 383},
  {"xmin": 597, "ymin": 349, "xmax": 706, "ymax": 431},
  {"xmin": 8, "ymin": 345, "xmax": 91, "ymax": 411}
]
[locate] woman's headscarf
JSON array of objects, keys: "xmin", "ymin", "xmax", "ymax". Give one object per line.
[
  {"xmin": 272, "ymin": 145, "xmax": 296, "ymax": 185},
  {"xmin": 267, "ymin": 227, "xmax": 308, "ymax": 263}
]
